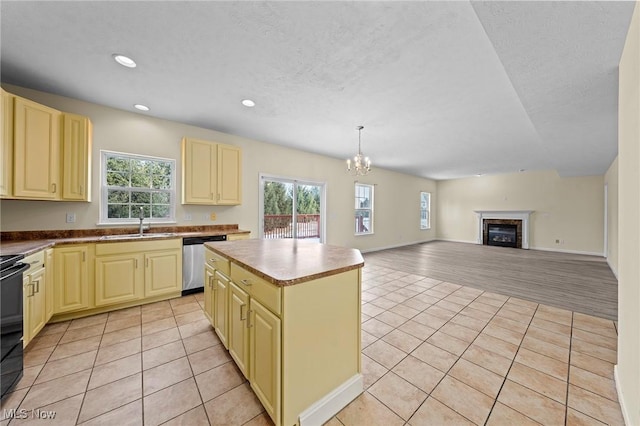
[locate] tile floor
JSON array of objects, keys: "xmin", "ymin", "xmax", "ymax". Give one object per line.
[{"xmin": 1, "ymin": 264, "xmax": 624, "ymax": 425}]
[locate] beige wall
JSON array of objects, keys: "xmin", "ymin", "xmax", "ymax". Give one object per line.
[
  {"xmin": 0, "ymin": 84, "xmax": 437, "ymax": 252},
  {"xmin": 604, "ymin": 157, "xmax": 619, "ymax": 277},
  {"xmin": 436, "ymin": 170, "xmax": 605, "ymax": 255},
  {"xmin": 616, "ymin": 2, "xmax": 639, "ymax": 424}
]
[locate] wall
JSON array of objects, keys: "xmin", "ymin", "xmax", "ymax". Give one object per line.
[
  {"xmin": 436, "ymin": 170, "xmax": 605, "ymax": 255},
  {"xmin": 616, "ymin": 2, "xmax": 639, "ymax": 424},
  {"xmin": 0, "ymin": 84, "xmax": 437, "ymax": 252},
  {"xmin": 604, "ymin": 157, "xmax": 619, "ymax": 277}
]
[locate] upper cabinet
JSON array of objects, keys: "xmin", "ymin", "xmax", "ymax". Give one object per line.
[
  {"xmin": 1, "ymin": 90, "xmax": 92, "ymax": 201},
  {"xmin": 1, "ymin": 89, "xmax": 13, "ymax": 197},
  {"xmin": 182, "ymin": 137, "xmax": 242, "ymax": 205},
  {"xmin": 13, "ymin": 96, "xmax": 61, "ymax": 200},
  {"xmin": 62, "ymin": 113, "xmax": 92, "ymax": 201}
]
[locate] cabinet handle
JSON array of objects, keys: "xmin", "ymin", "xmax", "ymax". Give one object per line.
[
  {"xmin": 247, "ymin": 310, "xmax": 252, "ymax": 328},
  {"xmin": 209, "ymin": 258, "xmax": 217, "ymax": 263},
  {"xmin": 28, "ymin": 283, "xmax": 35, "ymax": 297},
  {"xmin": 28, "ymin": 260, "xmax": 40, "ymax": 265},
  {"xmin": 34, "ymin": 279, "xmax": 40, "ymax": 293},
  {"xmin": 240, "ymin": 279, "xmax": 252, "ymax": 287},
  {"xmin": 146, "ymin": 258, "xmax": 149, "ymax": 268},
  {"xmin": 217, "ymin": 193, "xmax": 221, "ymax": 201},
  {"xmin": 135, "ymin": 259, "xmax": 138, "ymax": 268},
  {"xmin": 240, "ymin": 304, "xmax": 247, "ymax": 321},
  {"xmin": 82, "ymin": 252, "xmax": 86, "ymax": 262},
  {"xmin": 51, "ymin": 183, "xmax": 57, "ymax": 193}
]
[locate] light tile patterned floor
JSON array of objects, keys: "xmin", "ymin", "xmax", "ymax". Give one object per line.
[{"xmin": 0, "ymin": 263, "xmax": 624, "ymax": 425}]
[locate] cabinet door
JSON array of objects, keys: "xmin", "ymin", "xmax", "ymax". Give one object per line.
[
  {"xmin": 44, "ymin": 249, "xmax": 54, "ymax": 322},
  {"xmin": 228, "ymin": 281, "xmax": 249, "ymax": 378},
  {"xmin": 54, "ymin": 246, "xmax": 90, "ymax": 313},
  {"xmin": 1, "ymin": 89, "xmax": 13, "ymax": 197},
  {"xmin": 28, "ymin": 267, "xmax": 47, "ymax": 340},
  {"xmin": 182, "ymin": 137, "xmax": 216, "ymax": 204},
  {"xmin": 95, "ymin": 254, "xmax": 144, "ymax": 307},
  {"xmin": 62, "ymin": 113, "xmax": 91, "ymax": 201},
  {"xmin": 204, "ymin": 264, "xmax": 215, "ymax": 324},
  {"xmin": 144, "ymin": 250, "xmax": 181, "ymax": 298},
  {"xmin": 249, "ymin": 298, "xmax": 281, "ymax": 425},
  {"xmin": 216, "ymin": 144, "xmax": 242, "ymax": 205},
  {"xmin": 13, "ymin": 96, "xmax": 60, "ymax": 199},
  {"xmin": 213, "ymin": 271, "xmax": 229, "ymax": 349}
]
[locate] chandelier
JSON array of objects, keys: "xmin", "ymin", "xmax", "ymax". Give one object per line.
[{"xmin": 346, "ymin": 126, "xmax": 372, "ymax": 176}]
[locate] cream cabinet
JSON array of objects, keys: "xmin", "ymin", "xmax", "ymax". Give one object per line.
[
  {"xmin": 249, "ymin": 297, "xmax": 281, "ymax": 422},
  {"xmin": 1, "ymin": 91, "xmax": 92, "ymax": 201},
  {"xmin": 95, "ymin": 253, "xmax": 144, "ymax": 307},
  {"xmin": 181, "ymin": 137, "xmax": 242, "ymax": 205},
  {"xmin": 228, "ymin": 280, "xmax": 250, "ymax": 378},
  {"xmin": 213, "ymin": 270, "xmax": 229, "ymax": 348},
  {"xmin": 22, "ymin": 250, "xmax": 47, "ymax": 347},
  {"xmin": 44, "ymin": 248, "xmax": 54, "ymax": 322},
  {"xmin": 94, "ymin": 239, "xmax": 182, "ymax": 308},
  {"xmin": 61, "ymin": 113, "xmax": 92, "ymax": 201},
  {"xmin": 13, "ymin": 96, "xmax": 61, "ymax": 200},
  {"xmin": 1, "ymin": 89, "xmax": 14, "ymax": 197},
  {"xmin": 53, "ymin": 245, "xmax": 91, "ymax": 314},
  {"xmin": 204, "ymin": 263, "xmax": 215, "ymax": 323}
]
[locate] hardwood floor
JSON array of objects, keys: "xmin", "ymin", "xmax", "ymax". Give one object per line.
[{"xmin": 363, "ymin": 241, "xmax": 618, "ymax": 320}]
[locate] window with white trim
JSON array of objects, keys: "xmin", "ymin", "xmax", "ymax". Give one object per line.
[
  {"xmin": 420, "ymin": 191, "xmax": 431, "ymax": 229},
  {"xmin": 355, "ymin": 183, "xmax": 374, "ymax": 235},
  {"xmin": 101, "ymin": 151, "xmax": 176, "ymax": 223}
]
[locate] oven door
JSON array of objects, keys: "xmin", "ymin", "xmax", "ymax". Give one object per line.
[{"xmin": 1, "ymin": 262, "xmax": 28, "ymax": 398}]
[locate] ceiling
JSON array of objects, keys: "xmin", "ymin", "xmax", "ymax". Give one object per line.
[{"xmin": 1, "ymin": 1, "xmax": 635, "ymax": 180}]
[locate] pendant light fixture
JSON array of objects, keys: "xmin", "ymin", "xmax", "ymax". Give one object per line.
[{"xmin": 346, "ymin": 125, "xmax": 372, "ymax": 176}]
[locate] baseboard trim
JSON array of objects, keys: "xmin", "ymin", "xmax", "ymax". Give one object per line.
[
  {"xmin": 360, "ymin": 239, "xmax": 434, "ymax": 254},
  {"xmin": 614, "ymin": 365, "xmax": 631, "ymax": 425},
  {"xmin": 298, "ymin": 374, "xmax": 363, "ymax": 426},
  {"xmin": 436, "ymin": 238, "xmax": 477, "ymax": 244},
  {"xmin": 607, "ymin": 258, "xmax": 619, "ymax": 279},
  {"xmin": 530, "ymin": 246, "xmax": 605, "ymax": 257}
]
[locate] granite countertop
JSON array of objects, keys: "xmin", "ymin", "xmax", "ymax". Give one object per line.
[
  {"xmin": 205, "ymin": 239, "xmax": 364, "ymax": 287},
  {"xmin": 0, "ymin": 225, "xmax": 250, "ymax": 256}
]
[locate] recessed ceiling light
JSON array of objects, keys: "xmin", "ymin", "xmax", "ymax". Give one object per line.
[
  {"xmin": 476, "ymin": 173, "xmax": 483, "ymax": 177},
  {"xmin": 134, "ymin": 104, "xmax": 149, "ymax": 111},
  {"xmin": 241, "ymin": 99, "xmax": 255, "ymax": 107},
  {"xmin": 113, "ymin": 54, "xmax": 137, "ymax": 68},
  {"xmin": 519, "ymin": 169, "xmax": 526, "ymax": 172}
]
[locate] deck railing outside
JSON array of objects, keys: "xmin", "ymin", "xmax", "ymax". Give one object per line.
[{"xmin": 264, "ymin": 214, "xmax": 320, "ymax": 239}]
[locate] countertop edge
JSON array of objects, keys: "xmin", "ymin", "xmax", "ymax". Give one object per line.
[{"xmin": 0, "ymin": 230, "xmax": 251, "ymax": 256}]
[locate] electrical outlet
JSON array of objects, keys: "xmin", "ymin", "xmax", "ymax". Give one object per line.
[
  {"xmin": 66, "ymin": 213, "xmax": 76, "ymax": 223},
  {"xmin": 184, "ymin": 213, "xmax": 192, "ymax": 221},
  {"xmin": 210, "ymin": 212, "xmax": 217, "ymax": 221}
]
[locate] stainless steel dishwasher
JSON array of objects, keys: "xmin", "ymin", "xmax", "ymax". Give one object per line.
[{"xmin": 182, "ymin": 235, "xmax": 227, "ymax": 295}]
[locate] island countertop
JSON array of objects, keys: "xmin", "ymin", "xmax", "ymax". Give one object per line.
[{"xmin": 204, "ymin": 239, "xmax": 364, "ymax": 286}]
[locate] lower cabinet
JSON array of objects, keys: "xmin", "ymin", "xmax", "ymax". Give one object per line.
[
  {"xmin": 53, "ymin": 245, "xmax": 91, "ymax": 314},
  {"xmin": 95, "ymin": 239, "xmax": 182, "ymax": 308},
  {"xmin": 44, "ymin": 248, "xmax": 54, "ymax": 322},
  {"xmin": 249, "ymin": 297, "xmax": 281, "ymax": 423},
  {"xmin": 94, "ymin": 253, "xmax": 144, "ymax": 307},
  {"xmin": 228, "ymin": 281, "xmax": 249, "ymax": 377},
  {"xmin": 23, "ymin": 250, "xmax": 47, "ymax": 347},
  {"xmin": 213, "ymin": 270, "xmax": 229, "ymax": 348},
  {"xmin": 203, "ymin": 263, "xmax": 215, "ymax": 323}
]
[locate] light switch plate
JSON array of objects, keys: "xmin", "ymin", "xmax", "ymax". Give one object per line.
[{"xmin": 66, "ymin": 213, "xmax": 76, "ymax": 223}]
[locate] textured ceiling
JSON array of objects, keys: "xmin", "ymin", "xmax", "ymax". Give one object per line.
[{"xmin": 0, "ymin": 1, "xmax": 635, "ymax": 180}]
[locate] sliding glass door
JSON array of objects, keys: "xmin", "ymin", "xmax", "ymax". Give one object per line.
[{"xmin": 260, "ymin": 174, "xmax": 325, "ymax": 242}]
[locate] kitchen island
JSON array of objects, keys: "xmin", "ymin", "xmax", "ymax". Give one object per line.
[{"xmin": 204, "ymin": 239, "xmax": 364, "ymax": 426}]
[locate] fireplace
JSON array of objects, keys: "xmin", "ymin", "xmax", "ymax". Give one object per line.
[
  {"xmin": 475, "ymin": 211, "xmax": 532, "ymax": 249},
  {"xmin": 482, "ymin": 219, "xmax": 522, "ymax": 248}
]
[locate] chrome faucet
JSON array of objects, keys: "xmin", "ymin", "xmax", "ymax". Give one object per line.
[{"xmin": 138, "ymin": 207, "xmax": 145, "ymax": 236}]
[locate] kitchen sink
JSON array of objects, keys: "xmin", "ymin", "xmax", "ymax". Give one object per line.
[{"xmin": 100, "ymin": 232, "xmax": 177, "ymax": 240}]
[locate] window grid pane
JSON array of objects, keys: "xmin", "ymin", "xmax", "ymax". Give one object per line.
[
  {"xmin": 103, "ymin": 152, "xmax": 175, "ymax": 222},
  {"xmin": 420, "ymin": 191, "xmax": 431, "ymax": 229},
  {"xmin": 355, "ymin": 183, "xmax": 374, "ymax": 235}
]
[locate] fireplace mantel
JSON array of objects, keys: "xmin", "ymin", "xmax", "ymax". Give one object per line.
[{"xmin": 474, "ymin": 210, "xmax": 534, "ymax": 249}]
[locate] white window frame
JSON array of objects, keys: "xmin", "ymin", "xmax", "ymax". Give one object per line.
[
  {"xmin": 420, "ymin": 191, "xmax": 431, "ymax": 230},
  {"xmin": 355, "ymin": 183, "xmax": 374, "ymax": 235},
  {"xmin": 99, "ymin": 150, "xmax": 176, "ymax": 224}
]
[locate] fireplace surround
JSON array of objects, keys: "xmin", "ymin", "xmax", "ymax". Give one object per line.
[{"xmin": 474, "ymin": 210, "xmax": 533, "ymax": 249}]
